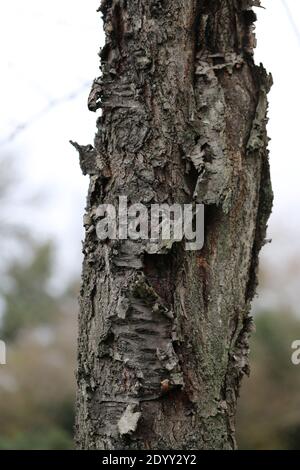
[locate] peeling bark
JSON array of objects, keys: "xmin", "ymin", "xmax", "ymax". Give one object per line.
[{"xmin": 75, "ymin": 0, "xmax": 272, "ymax": 450}]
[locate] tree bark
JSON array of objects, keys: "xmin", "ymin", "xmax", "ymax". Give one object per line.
[{"xmin": 75, "ymin": 0, "xmax": 272, "ymax": 450}]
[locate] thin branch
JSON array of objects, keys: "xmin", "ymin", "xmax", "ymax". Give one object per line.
[
  {"xmin": 281, "ymin": 0, "xmax": 300, "ymax": 47},
  {"xmin": 0, "ymin": 81, "xmax": 91, "ymax": 147}
]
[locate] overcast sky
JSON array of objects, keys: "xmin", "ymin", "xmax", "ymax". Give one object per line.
[{"xmin": 0, "ymin": 0, "xmax": 299, "ymax": 309}]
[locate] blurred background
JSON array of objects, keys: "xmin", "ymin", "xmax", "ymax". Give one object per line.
[{"xmin": 0, "ymin": 0, "xmax": 299, "ymax": 450}]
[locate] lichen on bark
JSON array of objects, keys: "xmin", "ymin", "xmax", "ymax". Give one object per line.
[{"xmin": 74, "ymin": 0, "xmax": 272, "ymax": 450}]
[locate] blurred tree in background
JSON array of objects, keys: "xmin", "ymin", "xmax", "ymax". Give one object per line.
[
  {"xmin": 237, "ymin": 311, "xmax": 300, "ymax": 449},
  {"xmin": 0, "ymin": 240, "xmax": 77, "ymax": 449},
  {"xmin": 1, "ymin": 242, "xmax": 57, "ymax": 340},
  {"xmin": 0, "ymin": 153, "xmax": 77, "ymax": 449},
  {"xmin": 0, "ymin": 239, "xmax": 77, "ymax": 449}
]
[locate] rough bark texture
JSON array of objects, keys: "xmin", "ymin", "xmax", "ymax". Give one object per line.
[{"xmin": 74, "ymin": 0, "xmax": 272, "ymax": 450}]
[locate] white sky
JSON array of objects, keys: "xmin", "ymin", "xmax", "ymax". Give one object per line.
[{"xmin": 0, "ymin": 0, "xmax": 299, "ymax": 310}]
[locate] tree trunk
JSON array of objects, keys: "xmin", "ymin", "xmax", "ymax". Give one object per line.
[{"xmin": 74, "ymin": 0, "xmax": 272, "ymax": 450}]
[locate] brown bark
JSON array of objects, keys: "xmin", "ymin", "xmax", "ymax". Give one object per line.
[{"xmin": 74, "ymin": 0, "xmax": 272, "ymax": 449}]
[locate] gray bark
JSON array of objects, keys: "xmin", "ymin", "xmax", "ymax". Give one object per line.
[{"xmin": 74, "ymin": 0, "xmax": 272, "ymax": 450}]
